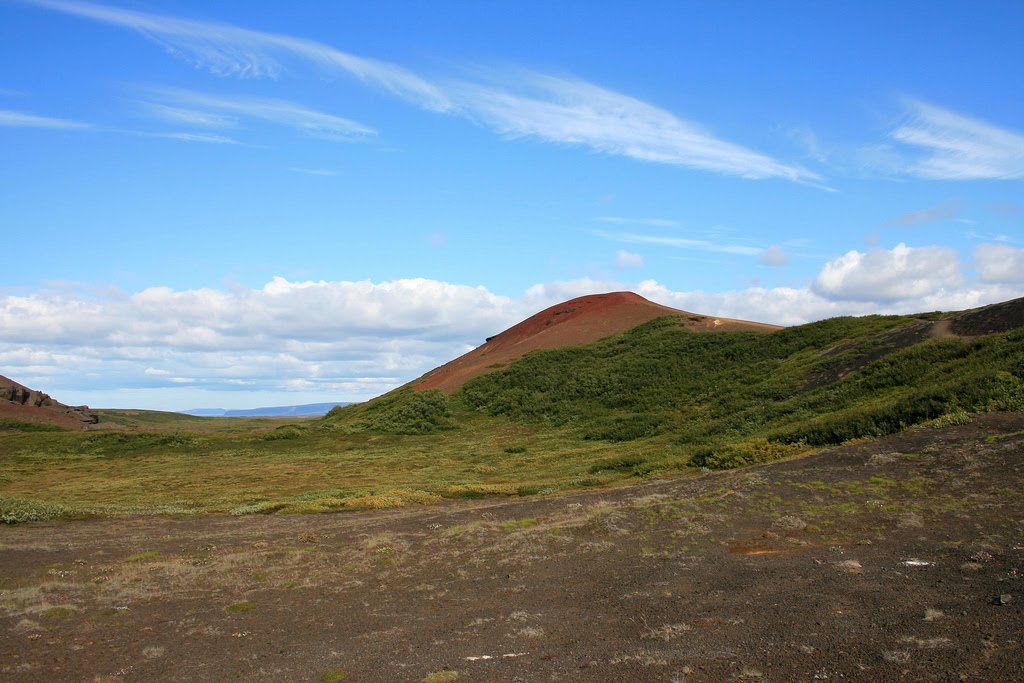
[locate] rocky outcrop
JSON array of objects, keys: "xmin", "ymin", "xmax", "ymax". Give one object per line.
[{"xmin": 0, "ymin": 375, "xmax": 99, "ymax": 427}]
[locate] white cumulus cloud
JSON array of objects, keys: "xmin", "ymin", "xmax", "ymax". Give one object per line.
[
  {"xmin": 975, "ymin": 243, "xmax": 1024, "ymax": 283},
  {"xmin": 759, "ymin": 245, "xmax": 789, "ymax": 267},
  {"xmin": 811, "ymin": 243, "xmax": 962, "ymax": 302},
  {"xmin": 615, "ymin": 250, "xmax": 644, "ymax": 268}
]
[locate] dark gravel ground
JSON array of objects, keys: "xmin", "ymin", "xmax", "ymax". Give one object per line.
[{"xmin": 2, "ymin": 413, "xmax": 1023, "ymax": 682}]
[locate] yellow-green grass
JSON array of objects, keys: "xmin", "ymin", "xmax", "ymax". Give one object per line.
[
  {"xmin": 0, "ymin": 413, "xmax": 687, "ymax": 520},
  {"xmin": 95, "ymin": 409, "xmax": 319, "ymax": 433}
]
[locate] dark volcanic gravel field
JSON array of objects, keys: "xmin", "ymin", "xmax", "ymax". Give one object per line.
[{"xmin": 2, "ymin": 413, "xmax": 1023, "ymax": 682}]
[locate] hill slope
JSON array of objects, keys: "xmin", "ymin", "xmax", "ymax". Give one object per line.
[
  {"xmin": 0, "ymin": 375, "xmax": 97, "ymax": 430},
  {"xmin": 329, "ymin": 294, "xmax": 1024, "ymax": 466},
  {"xmin": 414, "ymin": 291, "xmax": 778, "ymax": 393}
]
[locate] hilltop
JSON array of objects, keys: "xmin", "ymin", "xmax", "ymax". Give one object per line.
[{"xmin": 413, "ymin": 291, "xmax": 778, "ymax": 393}]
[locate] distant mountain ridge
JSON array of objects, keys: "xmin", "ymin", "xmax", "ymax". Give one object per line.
[{"xmin": 183, "ymin": 402, "xmax": 350, "ymax": 418}]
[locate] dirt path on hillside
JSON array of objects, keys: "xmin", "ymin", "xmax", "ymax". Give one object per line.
[
  {"xmin": 928, "ymin": 319, "xmax": 958, "ymax": 339},
  {"xmin": 3, "ymin": 414, "xmax": 1023, "ymax": 682}
]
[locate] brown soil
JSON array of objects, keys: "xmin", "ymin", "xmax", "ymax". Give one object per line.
[
  {"xmin": 0, "ymin": 374, "xmax": 98, "ymax": 430},
  {"xmin": 3, "ymin": 413, "xmax": 1022, "ymax": 682},
  {"xmin": 414, "ymin": 292, "xmax": 780, "ymax": 393}
]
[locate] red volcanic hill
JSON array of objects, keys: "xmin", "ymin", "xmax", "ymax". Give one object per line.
[
  {"xmin": 414, "ymin": 291, "xmax": 780, "ymax": 394},
  {"xmin": 0, "ymin": 374, "xmax": 98, "ymax": 429}
]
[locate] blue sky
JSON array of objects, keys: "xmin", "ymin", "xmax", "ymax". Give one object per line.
[{"xmin": 1, "ymin": 0, "xmax": 1022, "ymax": 410}]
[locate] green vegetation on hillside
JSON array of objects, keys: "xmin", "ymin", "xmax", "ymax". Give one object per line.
[
  {"xmin": 2, "ymin": 308, "xmax": 1022, "ymax": 521},
  {"xmin": 458, "ymin": 316, "xmax": 1024, "ymax": 465}
]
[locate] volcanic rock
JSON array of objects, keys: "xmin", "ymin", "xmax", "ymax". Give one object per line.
[{"xmin": 0, "ymin": 374, "xmax": 98, "ymax": 428}]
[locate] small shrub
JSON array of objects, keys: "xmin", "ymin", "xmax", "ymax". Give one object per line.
[
  {"xmin": 321, "ymin": 669, "xmax": 348, "ymax": 683},
  {"xmin": 503, "ymin": 445, "xmax": 527, "ymax": 453},
  {"xmin": 342, "ymin": 489, "xmax": 442, "ymax": 510},
  {"xmin": 360, "ymin": 390, "xmax": 453, "ymax": 435},
  {"xmin": 422, "ymin": 672, "xmax": 458, "ymax": 683},
  {"xmin": 262, "ymin": 426, "xmax": 302, "ymax": 441},
  {"xmin": 500, "ymin": 517, "xmax": 537, "ymax": 531},
  {"xmin": 0, "ymin": 496, "xmax": 67, "ymax": 524},
  {"xmin": 224, "ymin": 601, "xmax": 255, "ymax": 614},
  {"xmin": 925, "ymin": 409, "xmax": 973, "ymax": 428},
  {"xmin": 125, "ymin": 551, "xmax": 160, "ymax": 563},
  {"xmin": 230, "ymin": 501, "xmax": 289, "ymax": 516},
  {"xmin": 690, "ymin": 439, "xmax": 806, "ymax": 469}
]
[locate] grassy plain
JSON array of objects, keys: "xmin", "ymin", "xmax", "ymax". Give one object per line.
[
  {"xmin": 2, "ymin": 309, "xmax": 1022, "ymax": 522},
  {"xmin": 0, "ymin": 411, "xmax": 665, "ymax": 520}
]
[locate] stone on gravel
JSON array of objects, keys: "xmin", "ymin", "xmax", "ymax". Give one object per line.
[
  {"xmin": 898, "ymin": 512, "xmax": 924, "ymax": 528},
  {"xmin": 772, "ymin": 516, "xmax": 807, "ymax": 531},
  {"xmin": 835, "ymin": 559, "xmax": 863, "ymax": 574}
]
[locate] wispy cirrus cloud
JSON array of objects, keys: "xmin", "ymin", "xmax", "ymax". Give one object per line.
[
  {"xmin": 145, "ymin": 103, "xmax": 238, "ymax": 128},
  {"xmin": 141, "ymin": 86, "xmax": 376, "ymax": 141},
  {"xmin": 595, "ymin": 229, "xmax": 762, "ymax": 256},
  {"xmin": 595, "ymin": 216, "xmax": 679, "ymax": 227},
  {"xmin": 25, "ymin": 0, "xmax": 817, "ymax": 184},
  {"xmin": 450, "ymin": 73, "xmax": 819, "ymax": 182},
  {"xmin": 0, "ymin": 106, "xmax": 244, "ymax": 143},
  {"xmin": 24, "ymin": 0, "xmax": 451, "ymax": 111},
  {"xmin": 288, "ymin": 167, "xmax": 337, "ymax": 176},
  {"xmin": 892, "ymin": 99, "xmax": 1024, "ymax": 180},
  {"xmin": 147, "ymin": 131, "xmax": 241, "ymax": 145},
  {"xmin": 0, "ymin": 108, "xmax": 90, "ymax": 129}
]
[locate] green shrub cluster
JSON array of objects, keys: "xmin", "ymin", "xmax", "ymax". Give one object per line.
[
  {"xmin": 357, "ymin": 389, "xmax": 453, "ymax": 435},
  {"xmin": 262, "ymin": 425, "xmax": 303, "ymax": 441},
  {"xmin": 690, "ymin": 439, "xmax": 805, "ymax": 469},
  {"xmin": 1, "ymin": 496, "xmax": 68, "ymax": 524}
]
